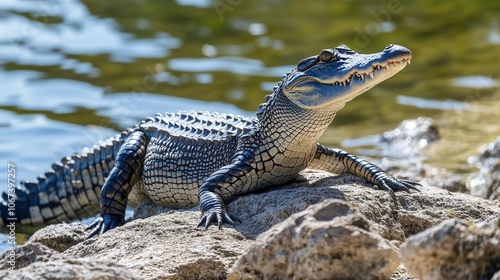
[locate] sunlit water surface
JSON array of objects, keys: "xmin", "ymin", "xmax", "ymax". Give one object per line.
[{"xmin": 0, "ymin": 0, "xmax": 499, "ymax": 252}]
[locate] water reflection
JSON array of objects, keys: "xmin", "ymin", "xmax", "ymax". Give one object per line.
[
  {"xmin": 0, "ymin": 0, "xmax": 499, "ymax": 253},
  {"xmin": 397, "ymin": 95, "xmax": 471, "ymax": 111},
  {"xmin": 175, "ymin": 0, "xmax": 212, "ymax": 8},
  {"xmin": 168, "ymin": 56, "xmax": 293, "ymax": 77},
  {"xmin": 0, "ymin": 0, "xmax": 181, "ymax": 65},
  {"xmin": 0, "ymin": 73, "xmax": 104, "ymax": 113},
  {"xmin": 453, "ymin": 76, "xmax": 498, "ymax": 89}
]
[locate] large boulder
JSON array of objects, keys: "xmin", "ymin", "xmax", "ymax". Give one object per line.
[
  {"xmin": 1, "ymin": 170, "xmax": 498, "ymax": 279},
  {"xmin": 228, "ymin": 199, "xmax": 400, "ymax": 280},
  {"xmin": 400, "ymin": 217, "xmax": 500, "ymax": 280},
  {"xmin": 229, "ymin": 170, "xmax": 499, "ymax": 241}
]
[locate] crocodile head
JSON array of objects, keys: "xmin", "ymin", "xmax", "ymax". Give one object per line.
[{"xmin": 282, "ymin": 44, "xmax": 411, "ymax": 110}]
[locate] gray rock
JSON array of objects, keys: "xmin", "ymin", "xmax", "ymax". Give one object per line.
[
  {"xmin": 228, "ymin": 170, "xmax": 499, "ymax": 241},
  {"xmin": 391, "ymin": 266, "xmax": 418, "ymax": 280},
  {"xmin": 400, "ymin": 218, "xmax": 500, "ymax": 280},
  {"xmin": 0, "ymin": 243, "xmax": 135, "ymax": 280},
  {"xmin": 381, "ymin": 117, "xmax": 440, "ymax": 157},
  {"xmin": 26, "ymin": 222, "xmax": 87, "ymax": 252},
  {"xmin": 228, "ymin": 199, "xmax": 400, "ymax": 280},
  {"xmin": 468, "ymin": 136, "xmax": 500, "ymax": 200},
  {"xmin": 65, "ymin": 210, "xmax": 253, "ymax": 280},
  {"xmin": 0, "ymin": 243, "xmax": 57, "ymax": 270},
  {"xmin": 10, "ymin": 170, "xmax": 500, "ymax": 279},
  {"xmin": 341, "ymin": 117, "xmax": 440, "ymax": 159}
]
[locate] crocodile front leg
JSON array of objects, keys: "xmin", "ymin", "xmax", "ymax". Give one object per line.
[
  {"xmin": 87, "ymin": 131, "xmax": 147, "ymax": 238},
  {"xmin": 197, "ymin": 153, "xmax": 254, "ymax": 229},
  {"xmin": 308, "ymin": 144, "xmax": 420, "ymax": 201}
]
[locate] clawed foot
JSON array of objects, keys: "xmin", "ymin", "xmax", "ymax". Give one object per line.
[
  {"xmin": 86, "ymin": 214, "xmax": 125, "ymax": 239},
  {"xmin": 197, "ymin": 208, "xmax": 241, "ymax": 230},
  {"xmin": 372, "ymin": 172, "xmax": 421, "ymax": 203}
]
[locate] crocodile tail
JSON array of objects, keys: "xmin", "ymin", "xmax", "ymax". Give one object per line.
[{"xmin": 0, "ymin": 132, "xmax": 129, "ymax": 233}]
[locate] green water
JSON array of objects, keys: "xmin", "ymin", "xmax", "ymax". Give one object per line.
[{"xmin": 0, "ymin": 0, "xmax": 499, "ymax": 252}]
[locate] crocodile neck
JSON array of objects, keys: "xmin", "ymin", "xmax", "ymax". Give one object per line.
[{"xmin": 256, "ymin": 84, "xmax": 338, "ymax": 151}]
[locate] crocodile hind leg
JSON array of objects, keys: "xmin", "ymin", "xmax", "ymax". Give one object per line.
[
  {"xmin": 308, "ymin": 144, "xmax": 421, "ymax": 202},
  {"xmin": 87, "ymin": 131, "xmax": 147, "ymax": 238}
]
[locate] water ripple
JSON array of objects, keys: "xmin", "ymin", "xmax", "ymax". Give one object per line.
[{"xmin": 168, "ymin": 56, "xmax": 293, "ymax": 77}]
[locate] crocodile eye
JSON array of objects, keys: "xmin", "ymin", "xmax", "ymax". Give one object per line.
[{"xmin": 319, "ymin": 50, "xmax": 336, "ymax": 62}]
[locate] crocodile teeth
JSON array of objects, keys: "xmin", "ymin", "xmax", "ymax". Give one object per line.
[
  {"xmin": 385, "ymin": 65, "xmax": 390, "ymax": 70},
  {"xmin": 369, "ymin": 72, "xmax": 374, "ymax": 79},
  {"xmin": 346, "ymin": 78, "xmax": 350, "ymax": 84},
  {"xmin": 407, "ymin": 60, "xmax": 411, "ymax": 65}
]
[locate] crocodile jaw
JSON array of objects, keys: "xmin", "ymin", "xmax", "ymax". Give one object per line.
[{"xmin": 283, "ymin": 44, "xmax": 412, "ymax": 110}]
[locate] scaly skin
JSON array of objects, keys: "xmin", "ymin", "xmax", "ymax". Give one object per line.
[{"xmin": 0, "ymin": 44, "xmax": 419, "ymax": 237}]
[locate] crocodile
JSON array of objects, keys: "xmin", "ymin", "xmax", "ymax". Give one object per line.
[{"xmin": 1, "ymin": 44, "xmax": 419, "ymax": 236}]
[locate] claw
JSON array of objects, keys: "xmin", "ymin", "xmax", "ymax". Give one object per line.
[
  {"xmin": 197, "ymin": 216, "xmax": 207, "ymax": 229},
  {"xmin": 85, "ymin": 214, "xmax": 125, "ymax": 239},
  {"xmin": 86, "ymin": 216, "xmax": 104, "ymax": 239},
  {"xmin": 376, "ymin": 179, "xmax": 398, "ymax": 203},
  {"xmin": 400, "ymin": 179, "xmax": 422, "ymax": 192},
  {"xmin": 371, "ymin": 171, "xmax": 421, "ymax": 204},
  {"xmin": 198, "ymin": 209, "xmax": 239, "ymax": 230}
]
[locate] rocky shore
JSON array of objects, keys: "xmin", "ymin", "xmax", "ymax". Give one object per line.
[{"xmin": 1, "ymin": 118, "xmax": 499, "ymax": 279}]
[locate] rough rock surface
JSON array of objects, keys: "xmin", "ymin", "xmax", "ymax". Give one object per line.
[
  {"xmin": 400, "ymin": 217, "xmax": 500, "ymax": 280},
  {"xmin": 2, "ymin": 170, "xmax": 499, "ymax": 279},
  {"xmin": 66, "ymin": 210, "xmax": 253, "ymax": 280},
  {"xmin": 0, "ymin": 243, "xmax": 136, "ymax": 280},
  {"xmin": 229, "ymin": 171, "xmax": 499, "ymax": 241},
  {"xmin": 0, "ymin": 242, "xmax": 58, "ymax": 270},
  {"xmin": 468, "ymin": 136, "xmax": 500, "ymax": 200},
  {"xmin": 228, "ymin": 199, "xmax": 400, "ymax": 280},
  {"xmin": 26, "ymin": 222, "xmax": 87, "ymax": 252}
]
